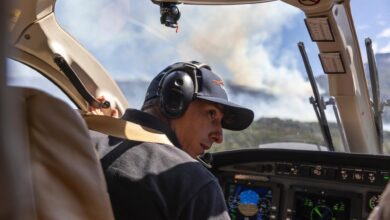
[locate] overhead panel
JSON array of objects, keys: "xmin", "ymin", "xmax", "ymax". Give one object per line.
[
  {"xmin": 319, "ymin": 52, "xmax": 346, "ymax": 74},
  {"xmin": 305, "ymin": 17, "xmax": 335, "ymax": 42}
]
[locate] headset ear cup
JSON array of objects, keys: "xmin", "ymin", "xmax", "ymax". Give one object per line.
[{"xmin": 160, "ymin": 71, "xmax": 195, "ymax": 118}]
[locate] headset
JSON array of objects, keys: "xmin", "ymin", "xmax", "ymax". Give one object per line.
[{"xmin": 157, "ymin": 61, "xmax": 211, "ymax": 118}]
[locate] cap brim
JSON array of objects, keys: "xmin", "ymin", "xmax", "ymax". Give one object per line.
[{"xmin": 197, "ymin": 96, "xmax": 254, "ymax": 131}]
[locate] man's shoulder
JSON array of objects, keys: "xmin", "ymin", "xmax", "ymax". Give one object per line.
[
  {"xmin": 106, "ymin": 141, "xmax": 215, "ymax": 182},
  {"xmin": 103, "ymin": 141, "xmax": 227, "ymax": 220},
  {"xmin": 119, "ymin": 141, "xmax": 195, "ymax": 164}
]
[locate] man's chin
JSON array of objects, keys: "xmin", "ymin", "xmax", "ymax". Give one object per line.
[{"xmin": 195, "ymin": 148, "xmax": 205, "ymax": 158}]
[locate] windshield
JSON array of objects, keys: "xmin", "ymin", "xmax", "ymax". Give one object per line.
[
  {"xmin": 9, "ymin": 0, "xmax": 389, "ymax": 153},
  {"xmin": 54, "ymin": 0, "xmax": 353, "ymax": 152},
  {"xmin": 351, "ymin": 0, "xmax": 390, "ymax": 154}
]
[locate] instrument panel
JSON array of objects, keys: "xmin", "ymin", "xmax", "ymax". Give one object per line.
[{"xmin": 209, "ymin": 149, "xmax": 390, "ymax": 220}]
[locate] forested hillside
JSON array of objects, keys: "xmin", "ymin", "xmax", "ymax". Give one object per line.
[{"xmin": 211, "ymin": 117, "xmax": 390, "ymax": 154}]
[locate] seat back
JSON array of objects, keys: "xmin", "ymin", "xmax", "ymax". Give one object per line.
[{"xmin": 5, "ymin": 87, "xmax": 114, "ymax": 220}]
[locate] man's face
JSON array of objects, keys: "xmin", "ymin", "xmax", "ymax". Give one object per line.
[{"xmin": 170, "ymin": 99, "xmax": 224, "ymax": 158}]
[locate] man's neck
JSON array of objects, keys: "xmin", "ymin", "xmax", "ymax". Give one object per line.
[{"xmin": 143, "ymin": 108, "xmax": 170, "ymax": 126}]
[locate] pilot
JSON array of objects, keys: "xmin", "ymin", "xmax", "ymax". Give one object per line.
[{"xmin": 97, "ymin": 61, "xmax": 254, "ymax": 220}]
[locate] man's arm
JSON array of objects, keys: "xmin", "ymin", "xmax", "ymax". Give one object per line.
[{"xmin": 179, "ymin": 179, "xmax": 230, "ymax": 220}]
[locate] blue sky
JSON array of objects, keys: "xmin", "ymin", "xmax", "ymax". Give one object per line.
[
  {"xmin": 351, "ymin": 0, "xmax": 390, "ymax": 56},
  {"xmin": 7, "ymin": 0, "xmax": 390, "ymax": 121}
]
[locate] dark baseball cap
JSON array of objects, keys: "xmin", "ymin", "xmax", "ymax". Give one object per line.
[{"xmin": 144, "ymin": 62, "xmax": 254, "ymax": 131}]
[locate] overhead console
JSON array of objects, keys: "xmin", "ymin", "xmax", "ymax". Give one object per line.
[{"xmin": 209, "ymin": 149, "xmax": 390, "ymax": 219}]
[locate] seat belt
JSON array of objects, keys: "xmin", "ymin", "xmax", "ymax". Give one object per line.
[
  {"xmin": 99, "ymin": 140, "xmax": 140, "ymax": 170},
  {"xmin": 82, "ymin": 114, "xmax": 175, "ymax": 170}
]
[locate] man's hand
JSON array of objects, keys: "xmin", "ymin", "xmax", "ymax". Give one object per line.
[{"xmin": 88, "ymin": 96, "xmax": 119, "ymax": 118}]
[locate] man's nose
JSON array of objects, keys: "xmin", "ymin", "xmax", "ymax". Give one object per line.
[
  {"xmin": 210, "ymin": 129, "xmax": 223, "ymax": 143},
  {"xmin": 210, "ymin": 116, "xmax": 223, "ymax": 143}
]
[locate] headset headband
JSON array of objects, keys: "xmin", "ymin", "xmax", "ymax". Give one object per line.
[{"xmin": 157, "ymin": 61, "xmax": 211, "ymax": 96}]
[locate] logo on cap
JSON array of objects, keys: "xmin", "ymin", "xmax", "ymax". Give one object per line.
[{"xmin": 212, "ymin": 79, "xmax": 225, "ymax": 89}]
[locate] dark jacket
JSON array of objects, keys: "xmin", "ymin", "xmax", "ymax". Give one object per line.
[{"xmin": 98, "ymin": 109, "xmax": 230, "ymax": 220}]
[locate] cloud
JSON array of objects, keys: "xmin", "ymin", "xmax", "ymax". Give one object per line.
[
  {"xmin": 53, "ymin": 1, "xmax": 316, "ymax": 120},
  {"xmin": 57, "ymin": 1, "xmax": 167, "ymax": 78},
  {"xmin": 175, "ymin": 4, "xmax": 308, "ymax": 90},
  {"xmin": 378, "ymin": 28, "xmax": 390, "ymax": 38},
  {"xmin": 372, "ymin": 41, "xmax": 379, "ymax": 54},
  {"xmin": 379, "ymin": 41, "xmax": 390, "ymax": 53},
  {"xmin": 376, "ymin": 28, "xmax": 390, "ymax": 53},
  {"xmin": 172, "ymin": 3, "xmax": 314, "ymax": 120},
  {"xmin": 357, "ymin": 24, "xmax": 369, "ymax": 31},
  {"xmin": 378, "ymin": 20, "xmax": 387, "ymax": 27}
]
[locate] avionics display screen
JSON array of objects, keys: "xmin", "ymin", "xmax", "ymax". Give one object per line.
[
  {"xmin": 294, "ymin": 191, "xmax": 351, "ymax": 220},
  {"xmin": 226, "ymin": 182, "xmax": 273, "ymax": 220}
]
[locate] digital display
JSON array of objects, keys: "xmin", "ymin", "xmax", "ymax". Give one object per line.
[
  {"xmin": 226, "ymin": 182, "xmax": 273, "ymax": 220},
  {"xmin": 366, "ymin": 191, "xmax": 381, "ymax": 212},
  {"xmin": 294, "ymin": 191, "xmax": 350, "ymax": 220}
]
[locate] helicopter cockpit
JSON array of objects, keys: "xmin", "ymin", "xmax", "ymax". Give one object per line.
[{"xmin": 3, "ymin": 0, "xmax": 390, "ymax": 219}]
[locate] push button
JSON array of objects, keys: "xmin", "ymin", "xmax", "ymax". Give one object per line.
[
  {"xmin": 364, "ymin": 170, "xmax": 377, "ymax": 185},
  {"xmin": 379, "ymin": 171, "xmax": 390, "ymax": 186},
  {"xmin": 311, "ymin": 165, "xmax": 323, "ymax": 178},
  {"xmin": 339, "ymin": 168, "xmax": 353, "ymax": 182},
  {"xmin": 353, "ymin": 169, "xmax": 364, "ymax": 182}
]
